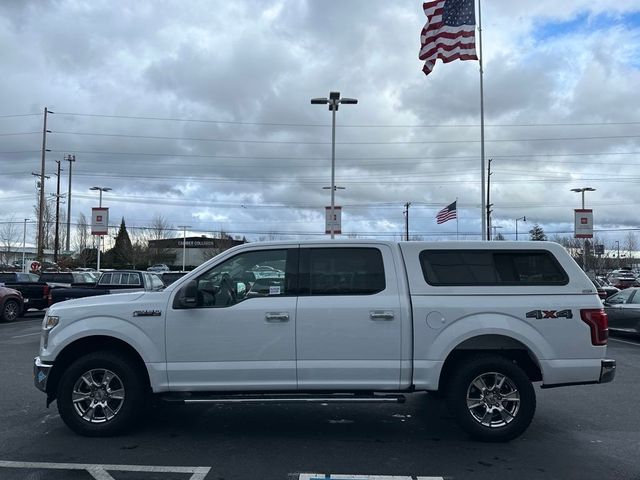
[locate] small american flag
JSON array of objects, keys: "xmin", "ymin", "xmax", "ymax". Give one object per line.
[
  {"xmin": 419, "ymin": 0, "xmax": 478, "ymax": 76},
  {"xmin": 436, "ymin": 201, "xmax": 457, "ymax": 224}
]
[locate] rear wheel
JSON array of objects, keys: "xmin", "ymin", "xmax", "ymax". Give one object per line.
[
  {"xmin": 56, "ymin": 351, "xmax": 146, "ymax": 436},
  {"xmin": 446, "ymin": 354, "xmax": 536, "ymax": 442},
  {"xmin": 1, "ymin": 300, "xmax": 20, "ymax": 322}
]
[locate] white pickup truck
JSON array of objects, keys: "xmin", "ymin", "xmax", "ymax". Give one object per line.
[{"xmin": 34, "ymin": 240, "xmax": 615, "ymax": 441}]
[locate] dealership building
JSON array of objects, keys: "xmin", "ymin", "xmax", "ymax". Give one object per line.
[{"xmin": 147, "ymin": 235, "xmax": 246, "ymax": 268}]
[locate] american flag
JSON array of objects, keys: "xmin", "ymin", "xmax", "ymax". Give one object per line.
[
  {"xmin": 419, "ymin": 0, "xmax": 478, "ymax": 76},
  {"xmin": 436, "ymin": 201, "xmax": 457, "ymax": 224}
]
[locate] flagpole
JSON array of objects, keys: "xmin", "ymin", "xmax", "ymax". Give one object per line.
[
  {"xmin": 478, "ymin": 0, "xmax": 486, "ymax": 241},
  {"xmin": 456, "ymin": 198, "xmax": 459, "ymax": 240}
]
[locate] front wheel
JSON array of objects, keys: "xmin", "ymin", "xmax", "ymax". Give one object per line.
[
  {"xmin": 446, "ymin": 354, "xmax": 536, "ymax": 442},
  {"xmin": 1, "ymin": 300, "xmax": 20, "ymax": 322},
  {"xmin": 56, "ymin": 351, "xmax": 146, "ymax": 436}
]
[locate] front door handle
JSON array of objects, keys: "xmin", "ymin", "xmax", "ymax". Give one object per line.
[
  {"xmin": 265, "ymin": 312, "xmax": 290, "ymax": 322},
  {"xmin": 370, "ymin": 311, "xmax": 395, "ymax": 321}
]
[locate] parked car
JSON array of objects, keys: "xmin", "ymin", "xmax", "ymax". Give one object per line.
[
  {"xmin": 147, "ymin": 264, "xmax": 169, "ymax": 272},
  {"xmin": 48, "ymin": 270, "xmax": 165, "ymax": 305},
  {"xmin": 592, "ymin": 277, "xmax": 619, "ymax": 299},
  {"xmin": 606, "ymin": 270, "xmax": 639, "ymax": 290},
  {"xmin": 158, "ymin": 271, "xmax": 188, "ymax": 286},
  {"xmin": 603, "ymin": 287, "xmax": 640, "ymax": 336},
  {"xmin": 0, "ymin": 286, "xmax": 23, "ymax": 322},
  {"xmin": 0, "ymin": 272, "xmax": 50, "ymax": 311},
  {"xmin": 38, "ymin": 271, "xmax": 98, "ymax": 288}
]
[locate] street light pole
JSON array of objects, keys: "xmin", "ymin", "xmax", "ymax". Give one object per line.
[
  {"xmin": 515, "ymin": 216, "xmax": 526, "ymax": 241},
  {"xmin": 571, "ymin": 187, "xmax": 596, "ymax": 272},
  {"xmin": 615, "ymin": 240, "xmax": 620, "ymax": 268},
  {"xmin": 311, "ymin": 92, "xmax": 357, "ymax": 239},
  {"xmin": 177, "ymin": 225, "xmax": 191, "ymax": 271},
  {"xmin": 90, "ymin": 186, "xmax": 112, "ymax": 271}
]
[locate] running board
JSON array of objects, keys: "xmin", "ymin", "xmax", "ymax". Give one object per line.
[{"xmin": 158, "ymin": 392, "xmax": 406, "ymax": 405}]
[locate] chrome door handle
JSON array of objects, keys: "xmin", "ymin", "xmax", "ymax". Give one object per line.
[
  {"xmin": 369, "ymin": 311, "xmax": 395, "ymax": 321},
  {"xmin": 265, "ymin": 312, "xmax": 290, "ymax": 322}
]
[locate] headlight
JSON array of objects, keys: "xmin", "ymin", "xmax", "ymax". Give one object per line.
[{"xmin": 44, "ymin": 315, "xmax": 59, "ymax": 330}]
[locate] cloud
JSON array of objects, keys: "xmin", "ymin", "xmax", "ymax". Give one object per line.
[{"xmin": 0, "ymin": 0, "xmax": 639, "ymax": 247}]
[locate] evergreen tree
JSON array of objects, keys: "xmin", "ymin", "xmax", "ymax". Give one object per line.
[
  {"xmin": 529, "ymin": 224, "xmax": 547, "ymax": 241},
  {"xmin": 494, "ymin": 232, "xmax": 506, "ymax": 241},
  {"xmin": 109, "ymin": 218, "xmax": 133, "ymax": 268}
]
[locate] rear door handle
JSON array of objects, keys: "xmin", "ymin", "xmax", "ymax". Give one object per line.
[
  {"xmin": 265, "ymin": 312, "xmax": 290, "ymax": 322},
  {"xmin": 369, "ymin": 311, "xmax": 395, "ymax": 321}
]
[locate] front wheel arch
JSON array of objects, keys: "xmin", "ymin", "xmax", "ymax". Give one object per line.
[{"xmin": 46, "ymin": 336, "xmax": 150, "ymax": 405}]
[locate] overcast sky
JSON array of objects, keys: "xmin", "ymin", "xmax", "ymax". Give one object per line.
[{"xmin": 1, "ymin": 0, "xmax": 639, "ymax": 248}]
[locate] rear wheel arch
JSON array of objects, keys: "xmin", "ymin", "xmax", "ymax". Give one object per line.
[
  {"xmin": 46, "ymin": 336, "xmax": 150, "ymax": 403},
  {"xmin": 437, "ymin": 334, "xmax": 543, "ymax": 393}
]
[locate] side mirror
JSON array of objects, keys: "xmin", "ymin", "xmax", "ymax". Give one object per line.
[{"xmin": 178, "ymin": 280, "xmax": 198, "ymax": 308}]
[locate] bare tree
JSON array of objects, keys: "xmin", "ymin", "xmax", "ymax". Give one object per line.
[
  {"xmin": 74, "ymin": 213, "xmax": 92, "ymax": 267},
  {"xmin": 0, "ymin": 216, "xmax": 20, "ymax": 264},
  {"xmin": 144, "ymin": 214, "xmax": 176, "ymax": 266},
  {"xmin": 624, "ymin": 232, "xmax": 637, "ymax": 262}
]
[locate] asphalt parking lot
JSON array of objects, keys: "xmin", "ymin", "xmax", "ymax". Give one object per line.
[{"xmin": 1, "ymin": 314, "xmax": 639, "ymax": 480}]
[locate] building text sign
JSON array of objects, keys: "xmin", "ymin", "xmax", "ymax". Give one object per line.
[{"xmin": 574, "ymin": 209, "xmax": 593, "ymax": 238}]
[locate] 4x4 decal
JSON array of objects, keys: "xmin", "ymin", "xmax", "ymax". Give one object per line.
[{"xmin": 526, "ymin": 309, "xmax": 573, "ymax": 319}]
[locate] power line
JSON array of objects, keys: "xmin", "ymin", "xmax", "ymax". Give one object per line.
[
  {"xmin": 0, "ymin": 114, "xmax": 42, "ymax": 118},
  {"xmin": 49, "ymin": 130, "xmax": 640, "ymax": 145},
  {"xmin": 50, "ymin": 111, "xmax": 640, "ymax": 128}
]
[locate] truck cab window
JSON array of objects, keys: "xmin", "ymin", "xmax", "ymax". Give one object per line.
[
  {"xmin": 300, "ymin": 247, "xmax": 386, "ymax": 296},
  {"xmin": 191, "ymin": 249, "xmax": 292, "ymax": 308}
]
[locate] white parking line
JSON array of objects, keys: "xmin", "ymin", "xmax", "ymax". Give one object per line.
[
  {"xmin": 0, "ymin": 460, "xmax": 211, "ymax": 480},
  {"xmin": 11, "ymin": 332, "xmax": 41, "ymax": 339},
  {"xmin": 0, "ymin": 319, "xmax": 42, "ymax": 328},
  {"xmin": 299, "ymin": 475, "xmax": 443, "ymax": 480},
  {"xmin": 610, "ymin": 337, "xmax": 640, "ymax": 347}
]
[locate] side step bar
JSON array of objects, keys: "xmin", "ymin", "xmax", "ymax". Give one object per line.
[{"xmin": 159, "ymin": 393, "xmax": 407, "ymax": 405}]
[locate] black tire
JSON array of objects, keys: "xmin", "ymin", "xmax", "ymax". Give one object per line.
[
  {"xmin": 1, "ymin": 300, "xmax": 20, "ymax": 323},
  {"xmin": 56, "ymin": 351, "xmax": 146, "ymax": 436},
  {"xmin": 446, "ymin": 354, "xmax": 536, "ymax": 442}
]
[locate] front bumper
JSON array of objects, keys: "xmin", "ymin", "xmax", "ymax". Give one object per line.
[
  {"xmin": 599, "ymin": 359, "xmax": 616, "ymax": 384},
  {"xmin": 33, "ymin": 356, "xmax": 53, "ymax": 393}
]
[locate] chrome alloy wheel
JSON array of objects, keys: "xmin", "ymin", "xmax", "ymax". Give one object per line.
[
  {"xmin": 466, "ymin": 371, "xmax": 521, "ymax": 428},
  {"xmin": 72, "ymin": 369, "xmax": 125, "ymax": 423},
  {"xmin": 3, "ymin": 301, "xmax": 19, "ymax": 322}
]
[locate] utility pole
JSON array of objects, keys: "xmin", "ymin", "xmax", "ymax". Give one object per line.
[
  {"xmin": 486, "ymin": 158, "xmax": 492, "ymax": 241},
  {"xmin": 37, "ymin": 107, "xmax": 52, "ymax": 263},
  {"xmin": 53, "ymin": 160, "xmax": 63, "ymax": 263},
  {"xmin": 65, "ymin": 154, "xmax": 76, "ymax": 252},
  {"xmin": 403, "ymin": 202, "xmax": 411, "ymax": 241}
]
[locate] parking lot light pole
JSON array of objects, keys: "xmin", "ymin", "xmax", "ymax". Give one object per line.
[
  {"xmin": 571, "ymin": 187, "xmax": 596, "ymax": 272},
  {"xmin": 178, "ymin": 225, "xmax": 191, "ymax": 272},
  {"xmin": 90, "ymin": 186, "xmax": 111, "ymax": 271},
  {"xmin": 311, "ymin": 92, "xmax": 357, "ymax": 239},
  {"xmin": 515, "ymin": 216, "xmax": 526, "ymax": 241},
  {"xmin": 615, "ymin": 240, "xmax": 620, "ymax": 268}
]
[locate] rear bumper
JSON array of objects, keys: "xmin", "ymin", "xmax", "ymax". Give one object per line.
[
  {"xmin": 541, "ymin": 358, "xmax": 616, "ymax": 389},
  {"xmin": 599, "ymin": 359, "xmax": 616, "ymax": 384},
  {"xmin": 33, "ymin": 356, "xmax": 53, "ymax": 393}
]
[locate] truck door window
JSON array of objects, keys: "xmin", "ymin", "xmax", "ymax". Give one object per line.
[
  {"xmin": 188, "ymin": 249, "xmax": 293, "ymax": 308},
  {"xmin": 300, "ymin": 247, "xmax": 386, "ymax": 296}
]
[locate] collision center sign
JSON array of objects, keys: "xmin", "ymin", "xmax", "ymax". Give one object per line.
[
  {"xmin": 574, "ymin": 209, "xmax": 593, "ymax": 238},
  {"xmin": 91, "ymin": 207, "xmax": 109, "ymax": 235}
]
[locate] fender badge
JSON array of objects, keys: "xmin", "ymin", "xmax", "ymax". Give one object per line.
[{"xmin": 133, "ymin": 310, "xmax": 162, "ymax": 317}]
